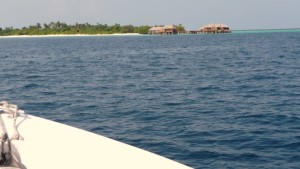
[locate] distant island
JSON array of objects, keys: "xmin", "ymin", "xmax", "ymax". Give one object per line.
[
  {"xmin": 2, "ymin": 22, "xmax": 297, "ymax": 37},
  {"xmin": 0, "ymin": 22, "xmax": 233, "ymax": 36},
  {"xmin": 0, "ymin": 22, "xmax": 186, "ymax": 36}
]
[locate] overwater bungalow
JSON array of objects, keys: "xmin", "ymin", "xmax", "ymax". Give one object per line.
[
  {"xmin": 199, "ymin": 24, "xmax": 231, "ymax": 34},
  {"xmin": 148, "ymin": 25, "xmax": 178, "ymax": 35}
]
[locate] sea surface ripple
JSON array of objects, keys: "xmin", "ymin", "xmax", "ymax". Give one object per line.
[{"xmin": 1, "ymin": 32, "xmax": 300, "ymax": 169}]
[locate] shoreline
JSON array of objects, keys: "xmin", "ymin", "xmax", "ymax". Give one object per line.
[
  {"xmin": 1, "ymin": 28, "xmax": 300, "ymax": 38},
  {"xmin": 0, "ymin": 33, "xmax": 142, "ymax": 38}
]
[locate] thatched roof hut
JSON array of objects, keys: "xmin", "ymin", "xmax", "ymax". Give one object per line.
[
  {"xmin": 200, "ymin": 23, "xmax": 231, "ymax": 34},
  {"xmin": 148, "ymin": 25, "xmax": 178, "ymax": 35},
  {"xmin": 148, "ymin": 26, "xmax": 163, "ymax": 34}
]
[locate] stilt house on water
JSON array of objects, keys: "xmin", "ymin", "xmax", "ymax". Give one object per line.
[
  {"xmin": 199, "ymin": 23, "xmax": 231, "ymax": 33},
  {"xmin": 148, "ymin": 25, "xmax": 178, "ymax": 35}
]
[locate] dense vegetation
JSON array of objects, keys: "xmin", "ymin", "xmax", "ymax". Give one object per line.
[
  {"xmin": 0, "ymin": 22, "xmax": 186, "ymax": 36},
  {"xmin": 0, "ymin": 22, "xmax": 153, "ymax": 36}
]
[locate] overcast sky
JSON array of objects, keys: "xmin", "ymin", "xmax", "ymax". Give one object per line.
[{"xmin": 1, "ymin": 0, "xmax": 300, "ymax": 30}]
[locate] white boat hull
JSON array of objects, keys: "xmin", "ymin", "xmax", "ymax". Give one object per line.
[{"xmin": 1, "ymin": 113, "xmax": 192, "ymax": 169}]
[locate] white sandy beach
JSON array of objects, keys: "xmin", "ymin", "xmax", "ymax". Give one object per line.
[{"xmin": 0, "ymin": 33, "xmax": 141, "ymax": 38}]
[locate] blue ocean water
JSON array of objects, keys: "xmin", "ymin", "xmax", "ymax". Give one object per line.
[{"xmin": 0, "ymin": 32, "xmax": 300, "ymax": 169}]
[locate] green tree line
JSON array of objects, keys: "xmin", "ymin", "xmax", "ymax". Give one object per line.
[
  {"xmin": 0, "ymin": 22, "xmax": 186, "ymax": 36},
  {"xmin": 0, "ymin": 22, "xmax": 153, "ymax": 36}
]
